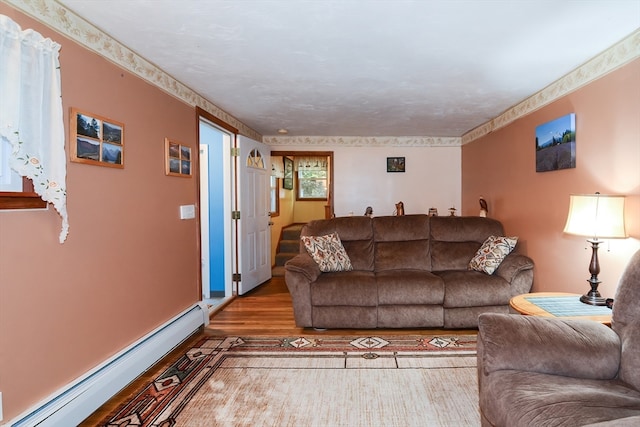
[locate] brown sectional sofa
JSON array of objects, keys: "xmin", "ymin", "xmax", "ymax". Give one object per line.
[{"xmin": 284, "ymin": 214, "xmax": 534, "ymax": 329}]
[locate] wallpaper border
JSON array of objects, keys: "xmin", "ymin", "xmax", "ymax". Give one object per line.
[{"xmin": 6, "ymin": 0, "xmax": 639, "ymax": 147}]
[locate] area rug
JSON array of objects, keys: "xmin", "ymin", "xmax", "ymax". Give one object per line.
[{"xmin": 100, "ymin": 335, "xmax": 479, "ymax": 427}]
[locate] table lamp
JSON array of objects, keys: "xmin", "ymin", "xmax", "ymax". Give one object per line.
[{"xmin": 563, "ymin": 192, "xmax": 626, "ymax": 305}]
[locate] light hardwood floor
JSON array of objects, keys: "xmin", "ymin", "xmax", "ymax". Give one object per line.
[{"xmin": 81, "ymin": 276, "xmax": 477, "ymax": 424}]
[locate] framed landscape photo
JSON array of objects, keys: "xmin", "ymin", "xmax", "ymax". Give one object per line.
[
  {"xmin": 165, "ymin": 138, "xmax": 192, "ymax": 177},
  {"xmin": 71, "ymin": 108, "xmax": 124, "ymax": 168},
  {"xmin": 283, "ymin": 156, "xmax": 293, "ymax": 190},
  {"xmin": 535, "ymin": 113, "xmax": 576, "ymax": 172},
  {"xmin": 387, "ymin": 157, "xmax": 405, "ymax": 173}
]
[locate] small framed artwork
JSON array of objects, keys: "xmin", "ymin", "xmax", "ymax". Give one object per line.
[
  {"xmin": 387, "ymin": 157, "xmax": 405, "ymax": 173},
  {"xmin": 283, "ymin": 156, "xmax": 293, "ymax": 190},
  {"xmin": 535, "ymin": 113, "xmax": 576, "ymax": 172},
  {"xmin": 165, "ymin": 138, "xmax": 192, "ymax": 177},
  {"xmin": 70, "ymin": 108, "xmax": 124, "ymax": 168}
]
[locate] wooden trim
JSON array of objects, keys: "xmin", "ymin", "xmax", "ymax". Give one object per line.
[
  {"xmin": 270, "ymin": 151, "xmax": 334, "ymax": 216},
  {"xmin": 196, "ymin": 107, "xmax": 238, "ymax": 134},
  {"xmin": 0, "ymin": 177, "xmax": 47, "ymax": 210}
]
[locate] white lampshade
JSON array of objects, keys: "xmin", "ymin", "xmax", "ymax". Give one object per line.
[{"xmin": 563, "ymin": 194, "xmax": 627, "ymax": 239}]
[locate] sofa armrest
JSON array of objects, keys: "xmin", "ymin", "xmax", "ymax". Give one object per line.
[
  {"xmin": 494, "ymin": 253, "xmax": 533, "ymax": 283},
  {"xmin": 284, "ymin": 253, "xmax": 321, "ymax": 283},
  {"xmin": 478, "ymin": 313, "xmax": 620, "ymax": 380},
  {"xmin": 284, "ymin": 253, "xmax": 321, "ymax": 327}
]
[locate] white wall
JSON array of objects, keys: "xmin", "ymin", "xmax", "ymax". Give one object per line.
[{"xmin": 267, "ymin": 144, "xmax": 461, "ymax": 218}]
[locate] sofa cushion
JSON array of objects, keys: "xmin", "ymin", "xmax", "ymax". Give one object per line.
[
  {"xmin": 430, "ymin": 216, "xmax": 505, "ymax": 242},
  {"xmin": 481, "ymin": 370, "xmax": 640, "ymax": 427},
  {"xmin": 430, "ymin": 241, "xmax": 481, "ymax": 271},
  {"xmin": 469, "ymin": 235, "xmax": 518, "ymax": 274},
  {"xmin": 311, "ymin": 271, "xmax": 377, "ymax": 306},
  {"xmin": 374, "ymin": 240, "xmax": 430, "ymax": 271},
  {"xmin": 373, "ymin": 215, "xmax": 432, "ymax": 271},
  {"xmin": 301, "ymin": 232, "xmax": 353, "ymax": 272},
  {"xmin": 435, "ymin": 270, "xmax": 511, "ymax": 307},
  {"xmin": 430, "ymin": 216, "xmax": 506, "ymax": 272},
  {"xmin": 376, "ymin": 270, "xmax": 444, "ymax": 305}
]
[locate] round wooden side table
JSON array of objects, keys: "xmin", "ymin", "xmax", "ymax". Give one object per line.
[{"xmin": 510, "ymin": 292, "xmax": 612, "ymax": 325}]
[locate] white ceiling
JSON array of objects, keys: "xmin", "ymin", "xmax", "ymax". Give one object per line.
[{"xmin": 56, "ymin": 0, "xmax": 639, "ymax": 138}]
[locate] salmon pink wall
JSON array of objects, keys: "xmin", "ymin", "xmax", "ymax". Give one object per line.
[
  {"xmin": 462, "ymin": 59, "xmax": 640, "ymax": 298},
  {"xmin": 0, "ymin": 5, "xmax": 201, "ymax": 420}
]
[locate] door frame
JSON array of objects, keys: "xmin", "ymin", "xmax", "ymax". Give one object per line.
[
  {"xmin": 196, "ymin": 107, "xmax": 238, "ymax": 304},
  {"xmin": 270, "ymin": 150, "xmax": 335, "ymax": 219}
]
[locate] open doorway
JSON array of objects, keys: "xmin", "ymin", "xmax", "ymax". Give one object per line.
[
  {"xmin": 198, "ymin": 114, "xmax": 234, "ymax": 310},
  {"xmin": 269, "ymin": 151, "xmax": 334, "ymax": 273}
]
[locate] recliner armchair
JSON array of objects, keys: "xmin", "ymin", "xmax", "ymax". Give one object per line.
[{"xmin": 477, "ymin": 249, "xmax": 640, "ymax": 426}]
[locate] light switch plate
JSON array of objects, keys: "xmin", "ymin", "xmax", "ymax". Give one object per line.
[{"xmin": 180, "ymin": 204, "xmax": 196, "ymax": 220}]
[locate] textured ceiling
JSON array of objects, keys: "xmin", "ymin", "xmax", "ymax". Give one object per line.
[{"xmin": 56, "ymin": 0, "xmax": 640, "ymax": 138}]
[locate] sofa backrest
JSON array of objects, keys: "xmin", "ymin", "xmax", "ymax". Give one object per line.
[
  {"xmin": 612, "ymin": 249, "xmax": 640, "ymax": 391},
  {"xmin": 429, "ymin": 216, "xmax": 505, "ymax": 271},
  {"xmin": 300, "ymin": 216, "xmax": 375, "ymax": 271},
  {"xmin": 300, "ymin": 214, "xmax": 509, "ymax": 273},
  {"xmin": 372, "ymin": 215, "xmax": 431, "ymax": 271}
]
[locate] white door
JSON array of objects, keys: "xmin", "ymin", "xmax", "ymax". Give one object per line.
[{"xmin": 237, "ymin": 135, "xmax": 271, "ymax": 295}]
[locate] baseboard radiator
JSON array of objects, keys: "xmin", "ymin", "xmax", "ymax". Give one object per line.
[{"xmin": 8, "ymin": 302, "xmax": 210, "ymax": 427}]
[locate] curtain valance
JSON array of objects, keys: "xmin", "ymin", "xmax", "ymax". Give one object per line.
[{"xmin": 295, "ymin": 156, "xmax": 328, "ymax": 172}]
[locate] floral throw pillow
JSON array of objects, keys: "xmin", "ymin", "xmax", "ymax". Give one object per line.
[
  {"xmin": 301, "ymin": 232, "xmax": 353, "ymax": 272},
  {"xmin": 469, "ymin": 235, "xmax": 518, "ymax": 275}
]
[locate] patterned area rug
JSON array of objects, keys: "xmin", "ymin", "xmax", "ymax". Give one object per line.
[{"xmin": 99, "ymin": 335, "xmax": 478, "ymax": 426}]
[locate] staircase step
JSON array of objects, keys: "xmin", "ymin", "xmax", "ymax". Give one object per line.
[
  {"xmin": 281, "ymin": 225, "xmax": 303, "ymax": 240},
  {"xmin": 279, "ymin": 240, "xmax": 299, "ymax": 253},
  {"xmin": 275, "ymin": 252, "xmax": 298, "ymax": 266},
  {"xmin": 272, "ymin": 265, "xmax": 286, "ymax": 277}
]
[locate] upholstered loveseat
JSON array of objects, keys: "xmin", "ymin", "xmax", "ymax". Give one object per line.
[
  {"xmin": 477, "ymin": 249, "xmax": 640, "ymax": 427},
  {"xmin": 284, "ymin": 214, "xmax": 534, "ymax": 329}
]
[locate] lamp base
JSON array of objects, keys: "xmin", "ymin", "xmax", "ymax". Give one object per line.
[{"xmin": 580, "ymin": 292, "xmax": 607, "ymax": 306}]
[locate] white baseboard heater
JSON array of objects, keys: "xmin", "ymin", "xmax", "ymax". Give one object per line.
[{"xmin": 7, "ymin": 302, "xmax": 209, "ymax": 427}]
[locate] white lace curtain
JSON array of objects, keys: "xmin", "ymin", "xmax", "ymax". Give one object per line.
[{"xmin": 0, "ymin": 15, "xmax": 68, "ymax": 243}]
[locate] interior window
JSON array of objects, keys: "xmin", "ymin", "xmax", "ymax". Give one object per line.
[{"xmin": 296, "ymin": 156, "xmax": 328, "ymax": 201}]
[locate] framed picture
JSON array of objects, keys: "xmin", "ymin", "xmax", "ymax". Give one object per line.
[
  {"xmin": 535, "ymin": 113, "xmax": 576, "ymax": 172},
  {"xmin": 283, "ymin": 156, "xmax": 293, "ymax": 190},
  {"xmin": 70, "ymin": 108, "xmax": 124, "ymax": 168},
  {"xmin": 165, "ymin": 138, "xmax": 192, "ymax": 177},
  {"xmin": 387, "ymin": 157, "xmax": 405, "ymax": 173}
]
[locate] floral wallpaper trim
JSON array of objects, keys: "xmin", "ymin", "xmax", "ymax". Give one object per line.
[
  {"xmin": 8, "ymin": 1, "xmax": 638, "ymax": 148},
  {"xmin": 263, "ymin": 136, "xmax": 461, "ymax": 147},
  {"xmin": 5, "ymin": 0, "xmax": 262, "ymax": 141},
  {"xmin": 462, "ymin": 29, "xmax": 640, "ymax": 145}
]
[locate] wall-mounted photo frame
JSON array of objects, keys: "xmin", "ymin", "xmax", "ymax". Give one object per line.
[
  {"xmin": 535, "ymin": 113, "xmax": 576, "ymax": 172},
  {"xmin": 70, "ymin": 108, "xmax": 124, "ymax": 168},
  {"xmin": 165, "ymin": 138, "xmax": 192, "ymax": 177},
  {"xmin": 283, "ymin": 156, "xmax": 293, "ymax": 190},
  {"xmin": 387, "ymin": 157, "xmax": 405, "ymax": 173}
]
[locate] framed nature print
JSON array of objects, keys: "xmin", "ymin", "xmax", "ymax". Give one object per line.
[
  {"xmin": 535, "ymin": 113, "xmax": 576, "ymax": 172},
  {"xmin": 283, "ymin": 156, "xmax": 293, "ymax": 190},
  {"xmin": 387, "ymin": 157, "xmax": 405, "ymax": 172},
  {"xmin": 165, "ymin": 138, "xmax": 192, "ymax": 177},
  {"xmin": 71, "ymin": 108, "xmax": 124, "ymax": 168}
]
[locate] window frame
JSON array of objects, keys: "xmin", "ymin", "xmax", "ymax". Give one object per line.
[
  {"xmin": 270, "ymin": 175, "xmax": 280, "ymax": 216},
  {"xmin": 295, "ymin": 163, "xmax": 329, "ymax": 202},
  {"xmin": 0, "ymin": 177, "xmax": 47, "ymax": 209}
]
